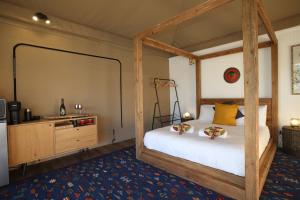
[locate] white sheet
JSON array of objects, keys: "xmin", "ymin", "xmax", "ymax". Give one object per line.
[{"xmin": 144, "ymin": 120, "xmax": 270, "ymax": 176}]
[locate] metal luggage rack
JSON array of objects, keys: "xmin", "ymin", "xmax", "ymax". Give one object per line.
[{"xmin": 151, "ymin": 77, "xmax": 182, "ymax": 129}]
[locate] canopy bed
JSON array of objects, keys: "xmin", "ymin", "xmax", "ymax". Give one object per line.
[{"xmin": 134, "ymin": 0, "xmax": 278, "ymax": 199}]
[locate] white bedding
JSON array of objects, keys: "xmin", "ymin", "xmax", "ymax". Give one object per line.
[{"xmin": 144, "ymin": 120, "xmax": 270, "ymax": 176}]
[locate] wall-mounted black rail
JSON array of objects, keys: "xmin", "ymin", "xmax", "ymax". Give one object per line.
[{"xmin": 12, "ymin": 43, "xmax": 123, "ymax": 128}]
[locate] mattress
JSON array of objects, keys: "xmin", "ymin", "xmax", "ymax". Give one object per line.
[{"xmin": 144, "ymin": 120, "xmax": 270, "ymax": 176}]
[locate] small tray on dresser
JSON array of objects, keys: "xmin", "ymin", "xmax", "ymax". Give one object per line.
[{"xmin": 282, "ymin": 126, "xmax": 300, "ymax": 157}]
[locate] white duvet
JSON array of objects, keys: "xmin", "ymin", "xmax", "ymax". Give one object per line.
[{"xmin": 144, "ymin": 120, "xmax": 270, "ymax": 177}]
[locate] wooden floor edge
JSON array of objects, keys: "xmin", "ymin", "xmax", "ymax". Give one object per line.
[{"xmin": 140, "ymin": 150, "xmax": 245, "ymax": 200}]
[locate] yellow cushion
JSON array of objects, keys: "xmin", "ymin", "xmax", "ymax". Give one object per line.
[{"xmin": 213, "ymin": 103, "xmax": 238, "ymax": 126}]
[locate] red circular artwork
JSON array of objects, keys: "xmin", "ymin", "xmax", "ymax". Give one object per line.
[{"xmin": 224, "ymin": 67, "xmax": 240, "ymax": 83}]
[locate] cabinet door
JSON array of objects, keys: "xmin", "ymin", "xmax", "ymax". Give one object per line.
[
  {"xmin": 8, "ymin": 123, "xmax": 54, "ymax": 166},
  {"xmin": 76, "ymin": 125, "xmax": 97, "ymax": 149},
  {"xmin": 55, "ymin": 128, "xmax": 78, "ymax": 154}
]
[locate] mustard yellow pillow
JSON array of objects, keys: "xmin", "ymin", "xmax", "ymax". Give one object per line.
[{"xmin": 213, "ymin": 103, "xmax": 238, "ymax": 126}]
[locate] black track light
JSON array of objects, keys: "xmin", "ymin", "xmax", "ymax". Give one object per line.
[{"xmin": 32, "ymin": 12, "xmax": 51, "ymax": 24}]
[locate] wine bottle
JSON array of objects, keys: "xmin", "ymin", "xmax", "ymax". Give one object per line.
[{"xmin": 59, "ymin": 98, "xmax": 66, "ymax": 116}]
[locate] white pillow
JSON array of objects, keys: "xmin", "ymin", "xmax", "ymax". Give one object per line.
[
  {"xmin": 198, "ymin": 104, "xmax": 215, "ymax": 123},
  {"xmin": 236, "ymin": 105, "xmax": 267, "ymax": 127}
]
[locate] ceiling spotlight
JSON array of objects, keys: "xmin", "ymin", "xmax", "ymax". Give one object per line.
[
  {"xmin": 32, "ymin": 15, "xmax": 38, "ymax": 22},
  {"xmin": 32, "ymin": 12, "xmax": 51, "ymax": 25}
]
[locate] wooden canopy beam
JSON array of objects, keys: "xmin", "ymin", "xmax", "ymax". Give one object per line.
[
  {"xmin": 243, "ymin": 0, "xmax": 260, "ymax": 199},
  {"xmin": 197, "ymin": 41, "xmax": 271, "ymax": 60},
  {"xmin": 257, "ymin": 0, "xmax": 278, "ymax": 44},
  {"xmin": 137, "ymin": 0, "xmax": 234, "ymax": 39},
  {"xmin": 143, "ymin": 37, "xmax": 197, "ymax": 59}
]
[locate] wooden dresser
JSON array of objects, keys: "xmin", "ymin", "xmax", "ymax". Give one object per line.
[{"xmin": 8, "ymin": 115, "xmax": 98, "ymax": 167}]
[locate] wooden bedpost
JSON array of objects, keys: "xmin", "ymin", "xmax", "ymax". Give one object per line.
[
  {"xmin": 196, "ymin": 59, "xmax": 201, "ymax": 118},
  {"xmin": 243, "ymin": 0, "xmax": 259, "ymax": 199},
  {"xmin": 134, "ymin": 38, "xmax": 144, "ymax": 159},
  {"xmin": 271, "ymin": 43, "xmax": 279, "ymax": 143}
]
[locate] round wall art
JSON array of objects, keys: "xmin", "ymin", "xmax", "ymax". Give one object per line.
[{"xmin": 223, "ymin": 67, "xmax": 240, "ymax": 83}]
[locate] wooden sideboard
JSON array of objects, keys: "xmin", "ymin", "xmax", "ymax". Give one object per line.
[{"xmin": 8, "ymin": 115, "xmax": 98, "ymax": 167}]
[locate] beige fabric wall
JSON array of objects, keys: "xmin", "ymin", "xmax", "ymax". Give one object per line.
[{"xmin": 0, "ymin": 20, "xmax": 170, "ymax": 146}]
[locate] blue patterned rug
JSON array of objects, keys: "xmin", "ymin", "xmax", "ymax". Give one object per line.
[{"xmin": 0, "ymin": 147, "xmax": 299, "ymax": 200}]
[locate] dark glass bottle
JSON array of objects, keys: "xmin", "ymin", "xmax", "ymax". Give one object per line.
[{"xmin": 59, "ymin": 98, "xmax": 66, "ymax": 116}]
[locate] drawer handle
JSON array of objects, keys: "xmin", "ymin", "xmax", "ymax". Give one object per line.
[{"xmin": 76, "ymin": 139, "xmax": 79, "ymax": 142}]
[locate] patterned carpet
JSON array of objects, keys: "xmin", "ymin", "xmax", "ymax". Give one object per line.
[{"xmin": 0, "ymin": 147, "xmax": 299, "ymax": 200}]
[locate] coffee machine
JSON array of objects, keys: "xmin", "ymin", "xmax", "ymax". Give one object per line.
[{"xmin": 8, "ymin": 101, "xmax": 21, "ymax": 124}]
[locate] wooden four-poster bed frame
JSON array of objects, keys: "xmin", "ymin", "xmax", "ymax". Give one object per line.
[{"xmin": 134, "ymin": 0, "xmax": 278, "ymax": 199}]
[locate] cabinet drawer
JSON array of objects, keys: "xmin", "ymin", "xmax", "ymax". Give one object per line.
[
  {"xmin": 55, "ymin": 125, "xmax": 97, "ymax": 154},
  {"xmin": 55, "ymin": 128, "xmax": 78, "ymax": 154},
  {"xmin": 75, "ymin": 125, "xmax": 97, "ymax": 137},
  {"xmin": 78, "ymin": 134, "xmax": 97, "ymax": 149},
  {"xmin": 76, "ymin": 125, "xmax": 97, "ymax": 149}
]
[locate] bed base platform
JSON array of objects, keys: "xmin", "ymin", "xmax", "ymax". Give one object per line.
[{"xmin": 139, "ymin": 140, "xmax": 276, "ymax": 200}]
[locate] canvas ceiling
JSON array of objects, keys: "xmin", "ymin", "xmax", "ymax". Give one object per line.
[{"xmin": 2, "ymin": 0, "xmax": 300, "ymax": 51}]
